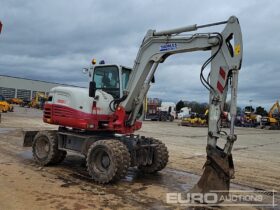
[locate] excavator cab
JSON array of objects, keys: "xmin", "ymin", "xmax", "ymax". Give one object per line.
[{"xmin": 90, "ymin": 64, "xmax": 132, "ymax": 99}]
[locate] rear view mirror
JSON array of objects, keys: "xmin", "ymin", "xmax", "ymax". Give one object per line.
[
  {"xmin": 89, "ymin": 81, "xmax": 96, "ymax": 97},
  {"xmin": 0, "ymin": 21, "xmax": 2, "ymax": 34},
  {"xmin": 82, "ymin": 68, "xmax": 89, "ymax": 74}
]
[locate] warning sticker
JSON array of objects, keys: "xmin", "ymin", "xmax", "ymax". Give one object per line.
[{"xmin": 234, "ymin": 44, "xmax": 241, "ymax": 56}]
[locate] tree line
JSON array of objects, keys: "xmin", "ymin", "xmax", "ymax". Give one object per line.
[{"xmin": 176, "ymin": 100, "xmax": 268, "ymax": 116}]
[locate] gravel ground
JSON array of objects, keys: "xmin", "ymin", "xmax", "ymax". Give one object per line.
[{"xmin": 0, "ymin": 106, "xmax": 279, "ymax": 209}]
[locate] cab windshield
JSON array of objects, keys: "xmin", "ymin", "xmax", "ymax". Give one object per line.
[
  {"xmin": 121, "ymin": 67, "xmax": 131, "ymax": 90},
  {"xmin": 93, "ymin": 65, "xmax": 120, "ymax": 98}
]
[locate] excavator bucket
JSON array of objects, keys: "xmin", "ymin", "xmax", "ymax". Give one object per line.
[{"xmin": 189, "ymin": 145, "xmax": 235, "ymax": 203}]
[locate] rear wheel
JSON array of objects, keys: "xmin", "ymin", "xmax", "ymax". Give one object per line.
[
  {"xmin": 160, "ymin": 115, "xmax": 167, "ymax": 121},
  {"xmin": 32, "ymin": 131, "xmax": 66, "ymax": 166},
  {"xmin": 86, "ymin": 140, "xmax": 130, "ymax": 184},
  {"xmin": 138, "ymin": 138, "xmax": 169, "ymax": 173}
]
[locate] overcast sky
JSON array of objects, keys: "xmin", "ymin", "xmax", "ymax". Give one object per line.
[{"xmin": 0, "ymin": 0, "xmax": 279, "ymax": 109}]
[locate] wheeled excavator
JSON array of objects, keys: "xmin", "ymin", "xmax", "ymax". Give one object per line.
[{"xmin": 23, "ymin": 16, "xmax": 243, "ymax": 202}]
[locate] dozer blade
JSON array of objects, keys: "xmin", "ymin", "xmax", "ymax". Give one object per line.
[
  {"xmin": 189, "ymin": 145, "xmax": 234, "ymax": 203},
  {"xmin": 22, "ymin": 130, "xmax": 39, "ymax": 147}
]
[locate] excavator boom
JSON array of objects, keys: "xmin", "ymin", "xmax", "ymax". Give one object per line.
[{"xmin": 119, "ymin": 16, "xmax": 243, "ymax": 202}]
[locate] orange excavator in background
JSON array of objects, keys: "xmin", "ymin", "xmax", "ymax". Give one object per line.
[{"xmin": 260, "ymin": 101, "xmax": 280, "ymax": 129}]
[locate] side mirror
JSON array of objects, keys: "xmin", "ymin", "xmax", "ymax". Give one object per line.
[
  {"xmin": 82, "ymin": 68, "xmax": 89, "ymax": 74},
  {"xmin": 89, "ymin": 81, "xmax": 96, "ymax": 97}
]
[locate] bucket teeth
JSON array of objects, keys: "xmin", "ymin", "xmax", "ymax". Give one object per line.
[{"xmin": 189, "ymin": 145, "xmax": 234, "ymax": 203}]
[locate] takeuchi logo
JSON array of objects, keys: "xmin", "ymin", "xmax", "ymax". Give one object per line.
[{"xmin": 160, "ymin": 43, "xmax": 177, "ymax": 51}]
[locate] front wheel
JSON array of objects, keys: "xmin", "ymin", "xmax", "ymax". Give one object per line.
[
  {"xmin": 86, "ymin": 140, "xmax": 130, "ymax": 184},
  {"xmin": 32, "ymin": 131, "xmax": 66, "ymax": 166}
]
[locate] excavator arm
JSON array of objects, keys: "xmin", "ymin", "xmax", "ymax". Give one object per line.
[{"xmin": 119, "ymin": 16, "xmax": 243, "ymax": 201}]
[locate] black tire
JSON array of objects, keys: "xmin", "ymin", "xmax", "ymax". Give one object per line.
[
  {"xmin": 161, "ymin": 115, "xmax": 167, "ymax": 121},
  {"xmin": 32, "ymin": 130, "xmax": 65, "ymax": 166},
  {"xmin": 114, "ymin": 141, "xmax": 131, "ymax": 180},
  {"xmin": 269, "ymin": 125, "xmax": 280, "ymax": 130},
  {"xmin": 138, "ymin": 138, "xmax": 169, "ymax": 173},
  {"xmin": 86, "ymin": 140, "xmax": 130, "ymax": 184}
]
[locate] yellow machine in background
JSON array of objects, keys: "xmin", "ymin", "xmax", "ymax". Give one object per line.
[
  {"xmin": 245, "ymin": 112, "xmax": 257, "ymax": 121},
  {"xmin": 260, "ymin": 101, "xmax": 280, "ymax": 129},
  {"xmin": 0, "ymin": 95, "xmax": 13, "ymax": 113},
  {"xmin": 29, "ymin": 92, "xmax": 47, "ymax": 109},
  {"xmin": 181, "ymin": 109, "xmax": 208, "ymax": 127},
  {"xmin": 244, "ymin": 111, "xmax": 258, "ymax": 126},
  {"xmin": 8, "ymin": 98, "xmax": 23, "ymax": 105}
]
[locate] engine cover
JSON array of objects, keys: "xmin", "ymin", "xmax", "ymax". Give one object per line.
[{"xmin": 43, "ymin": 86, "xmax": 142, "ymax": 133}]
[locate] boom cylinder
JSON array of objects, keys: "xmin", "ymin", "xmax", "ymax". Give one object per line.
[
  {"xmin": 153, "ymin": 18, "xmax": 230, "ymax": 36},
  {"xmin": 153, "ymin": 24, "xmax": 197, "ymax": 36}
]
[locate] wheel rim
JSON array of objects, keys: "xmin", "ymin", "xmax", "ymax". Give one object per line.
[
  {"xmin": 35, "ymin": 137, "xmax": 50, "ymax": 159},
  {"xmin": 91, "ymin": 147, "xmax": 111, "ymax": 172}
]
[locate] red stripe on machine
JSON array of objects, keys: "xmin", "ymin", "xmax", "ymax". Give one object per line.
[
  {"xmin": 217, "ymin": 81, "xmax": 224, "ymax": 93},
  {"xmin": 219, "ymin": 67, "xmax": 226, "ymax": 80}
]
